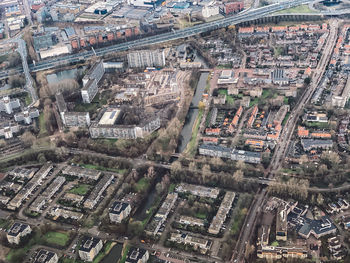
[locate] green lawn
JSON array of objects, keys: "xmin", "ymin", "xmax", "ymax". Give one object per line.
[
  {"xmin": 38, "ymin": 113, "xmax": 48, "ymax": 137},
  {"xmin": 185, "ymin": 108, "xmax": 204, "ymax": 157},
  {"xmin": 276, "ymin": 4, "xmax": 316, "ymax": 14},
  {"xmin": 120, "ymin": 245, "xmax": 130, "ymax": 263},
  {"xmin": 42, "ymin": 231, "xmax": 70, "ymax": 247},
  {"xmin": 69, "ymin": 184, "xmax": 91, "ymax": 196},
  {"xmin": 304, "ymin": 121, "xmax": 329, "ymax": 129},
  {"xmin": 282, "ymin": 112, "xmax": 290, "ymax": 126},
  {"xmin": 134, "ymin": 178, "xmax": 150, "ymax": 193},
  {"xmin": 195, "ymin": 213, "xmax": 207, "ymax": 220},
  {"xmin": 79, "ymin": 163, "xmax": 126, "ymax": 175},
  {"xmin": 0, "ymin": 218, "xmax": 12, "ymax": 230},
  {"xmin": 25, "ymin": 93, "xmax": 32, "ymax": 106}
]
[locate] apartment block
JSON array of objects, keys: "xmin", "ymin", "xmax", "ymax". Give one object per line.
[
  {"xmin": 126, "ymin": 247, "xmax": 149, "ymax": 263},
  {"xmin": 127, "ymin": 50, "xmax": 165, "ymax": 68},
  {"xmin": 7, "ymin": 222, "xmax": 31, "ymax": 244},
  {"xmin": 84, "ymin": 174, "xmax": 113, "ymax": 209},
  {"xmin": 33, "ymin": 249, "xmax": 59, "ymax": 263},
  {"xmin": 79, "ymin": 236, "xmax": 103, "ymax": 262},
  {"xmin": 0, "ymin": 96, "xmax": 20, "ymax": 114},
  {"xmin": 29, "ymin": 176, "xmax": 66, "ymax": 213},
  {"xmin": 81, "ymin": 61, "xmax": 105, "ymax": 103},
  {"xmin": 109, "ymin": 201, "xmax": 131, "ymax": 223}
]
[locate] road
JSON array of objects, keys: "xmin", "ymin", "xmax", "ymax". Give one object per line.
[{"xmin": 230, "ymin": 20, "xmax": 339, "ymax": 263}]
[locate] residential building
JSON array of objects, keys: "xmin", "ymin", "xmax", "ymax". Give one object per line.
[
  {"xmin": 0, "ymin": 96, "xmax": 20, "ymax": 114},
  {"xmin": 89, "ymin": 113, "xmax": 160, "ymax": 139},
  {"xmin": 198, "ymin": 144, "xmax": 262, "ymax": 164},
  {"xmin": 0, "ymin": 123, "xmax": 19, "ymax": 139},
  {"xmin": 8, "ymin": 167, "xmax": 36, "ymax": 179},
  {"xmin": 33, "ymin": 249, "xmax": 59, "ymax": 263},
  {"xmin": 208, "ymin": 191, "xmax": 235, "ymax": 235},
  {"xmin": 109, "ymin": 201, "xmax": 131, "ymax": 223},
  {"xmin": 179, "ymin": 216, "xmax": 205, "ymax": 227},
  {"xmin": 14, "ymin": 109, "xmax": 40, "ymax": 124},
  {"xmin": 64, "ymin": 112, "xmax": 91, "ymax": 127},
  {"xmin": 81, "ymin": 61, "xmax": 105, "ymax": 103},
  {"xmin": 79, "ymin": 236, "xmax": 103, "ymax": 262},
  {"xmin": 298, "ymin": 216, "xmax": 337, "ymax": 239},
  {"xmin": 300, "ymin": 139, "xmax": 333, "ymax": 151},
  {"xmin": 48, "ymin": 207, "xmax": 83, "ymax": 221},
  {"xmin": 7, "ymin": 164, "xmax": 53, "ymax": 210},
  {"xmin": 176, "ymin": 183, "xmax": 219, "ymax": 199},
  {"xmin": 127, "ymin": 50, "xmax": 165, "ymax": 68},
  {"xmin": 126, "ymin": 247, "xmax": 149, "ymax": 263},
  {"xmin": 56, "ymin": 93, "xmax": 90, "ymax": 127},
  {"xmin": 62, "ymin": 165, "xmax": 101, "ymax": 181},
  {"xmin": 170, "ymin": 232, "xmax": 212, "ymax": 252},
  {"xmin": 29, "ymin": 176, "xmax": 66, "ymax": 213},
  {"xmin": 7, "ymin": 222, "xmax": 31, "ymax": 244},
  {"xmin": 84, "ymin": 175, "xmax": 114, "ymax": 209},
  {"xmin": 145, "ymin": 193, "xmax": 178, "ymax": 236}
]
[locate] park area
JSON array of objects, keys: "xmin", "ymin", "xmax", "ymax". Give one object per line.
[
  {"xmin": 42, "ymin": 231, "xmax": 71, "ymax": 247},
  {"xmin": 69, "ymin": 184, "xmax": 91, "ymax": 196}
]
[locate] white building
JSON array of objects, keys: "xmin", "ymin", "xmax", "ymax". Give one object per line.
[
  {"xmin": 81, "ymin": 61, "xmax": 105, "ymax": 103},
  {"xmin": 79, "ymin": 236, "xmax": 103, "ymax": 262},
  {"xmin": 127, "ymin": 50, "xmax": 165, "ymax": 68},
  {"xmin": 109, "ymin": 201, "xmax": 132, "ymax": 223},
  {"xmin": 7, "ymin": 222, "xmax": 31, "ymax": 244}
]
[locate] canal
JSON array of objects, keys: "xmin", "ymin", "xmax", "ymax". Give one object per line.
[
  {"xmin": 102, "ymin": 243, "xmax": 123, "ymax": 263},
  {"xmin": 46, "ymin": 67, "xmax": 85, "ymax": 84},
  {"xmin": 176, "ymin": 72, "xmax": 209, "ymax": 153}
]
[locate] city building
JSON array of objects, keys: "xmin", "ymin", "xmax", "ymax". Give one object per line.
[
  {"xmin": 208, "ymin": 191, "xmax": 235, "ymax": 235},
  {"xmin": 298, "ymin": 216, "xmax": 337, "ymax": 239},
  {"xmin": 7, "ymin": 222, "xmax": 31, "ymax": 244},
  {"xmin": 62, "ymin": 165, "xmax": 101, "ymax": 181},
  {"xmin": 8, "ymin": 167, "xmax": 36, "ymax": 179},
  {"xmin": 179, "ymin": 216, "xmax": 205, "ymax": 227},
  {"xmin": 0, "ymin": 96, "xmax": 20, "ymax": 114},
  {"xmin": 81, "ymin": 61, "xmax": 105, "ymax": 103},
  {"xmin": 29, "ymin": 176, "xmax": 66, "ymax": 213},
  {"xmin": 89, "ymin": 109, "xmax": 160, "ymax": 139},
  {"xmin": 176, "ymin": 183, "xmax": 220, "ymax": 199},
  {"xmin": 127, "ymin": 50, "xmax": 165, "ymax": 68},
  {"xmin": 79, "ymin": 236, "xmax": 103, "ymax": 262},
  {"xmin": 145, "ymin": 193, "xmax": 178, "ymax": 236},
  {"xmin": 198, "ymin": 144, "xmax": 262, "ymax": 164},
  {"xmin": 56, "ymin": 92, "xmax": 90, "ymax": 127},
  {"xmin": 300, "ymin": 139, "xmax": 333, "ymax": 151},
  {"xmin": 109, "ymin": 201, "xmax": 132, "ymax": 223},
  {"xmin": 33, "ymin": 249, "xmax": 59, "ymax": 263},
  {"xmin": 126, "ymin": 247, "xmax": 149, "ymax": 263},
  {"xmin": 7, "ymin": 164, "xmax": 53, "ymax": 210},
  {"xmin": 48, "ymin": 207, "xmax": 84, "ymax": 221},
  {"xmin": 84, "ymin": 175, "xmax": 114, "ymax": 209},
  {"xmin": 14, "ymin": 109, "xmax": 40, "ymax": 125},
  {"xmin": 170, "ymin": 232, "xmax": 212, "ymax": 253}
]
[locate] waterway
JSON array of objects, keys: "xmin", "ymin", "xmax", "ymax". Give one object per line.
[
  {"xmin": 46, "ymin": 67, "xmax": 85, "ymax": 84},
  {"xmin": 133, "ymin": 176, "xmax": 162, "ymax": 221},
  {"xmin": 102, "ymin": 243, "xmax": 123, "ymax": 263},
  {"xmin": 176, "ymin": 72, "xmax": 209, "ymax": 153}
]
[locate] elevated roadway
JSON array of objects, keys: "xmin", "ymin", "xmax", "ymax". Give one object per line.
[{"xmin": 0, "ymin": 0, "xmax": 313, "ymax": 80}]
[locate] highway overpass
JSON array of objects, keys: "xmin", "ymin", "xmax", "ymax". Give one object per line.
[{"xmin": 0, "ymin": 0, "xmax": 315, "ymax": 80}]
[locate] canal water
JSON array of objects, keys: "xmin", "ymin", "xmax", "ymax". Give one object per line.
[
  {"xmin": 46, "ymin": 67, "xmax": 85, "ymax": 84},
  {"xmin": 102, "ymin": 243, "xmax": 123, "ymax": 263},
  {"xmin": 176, "ymin": 72, "xmax": 209, "ymax": 153}
]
